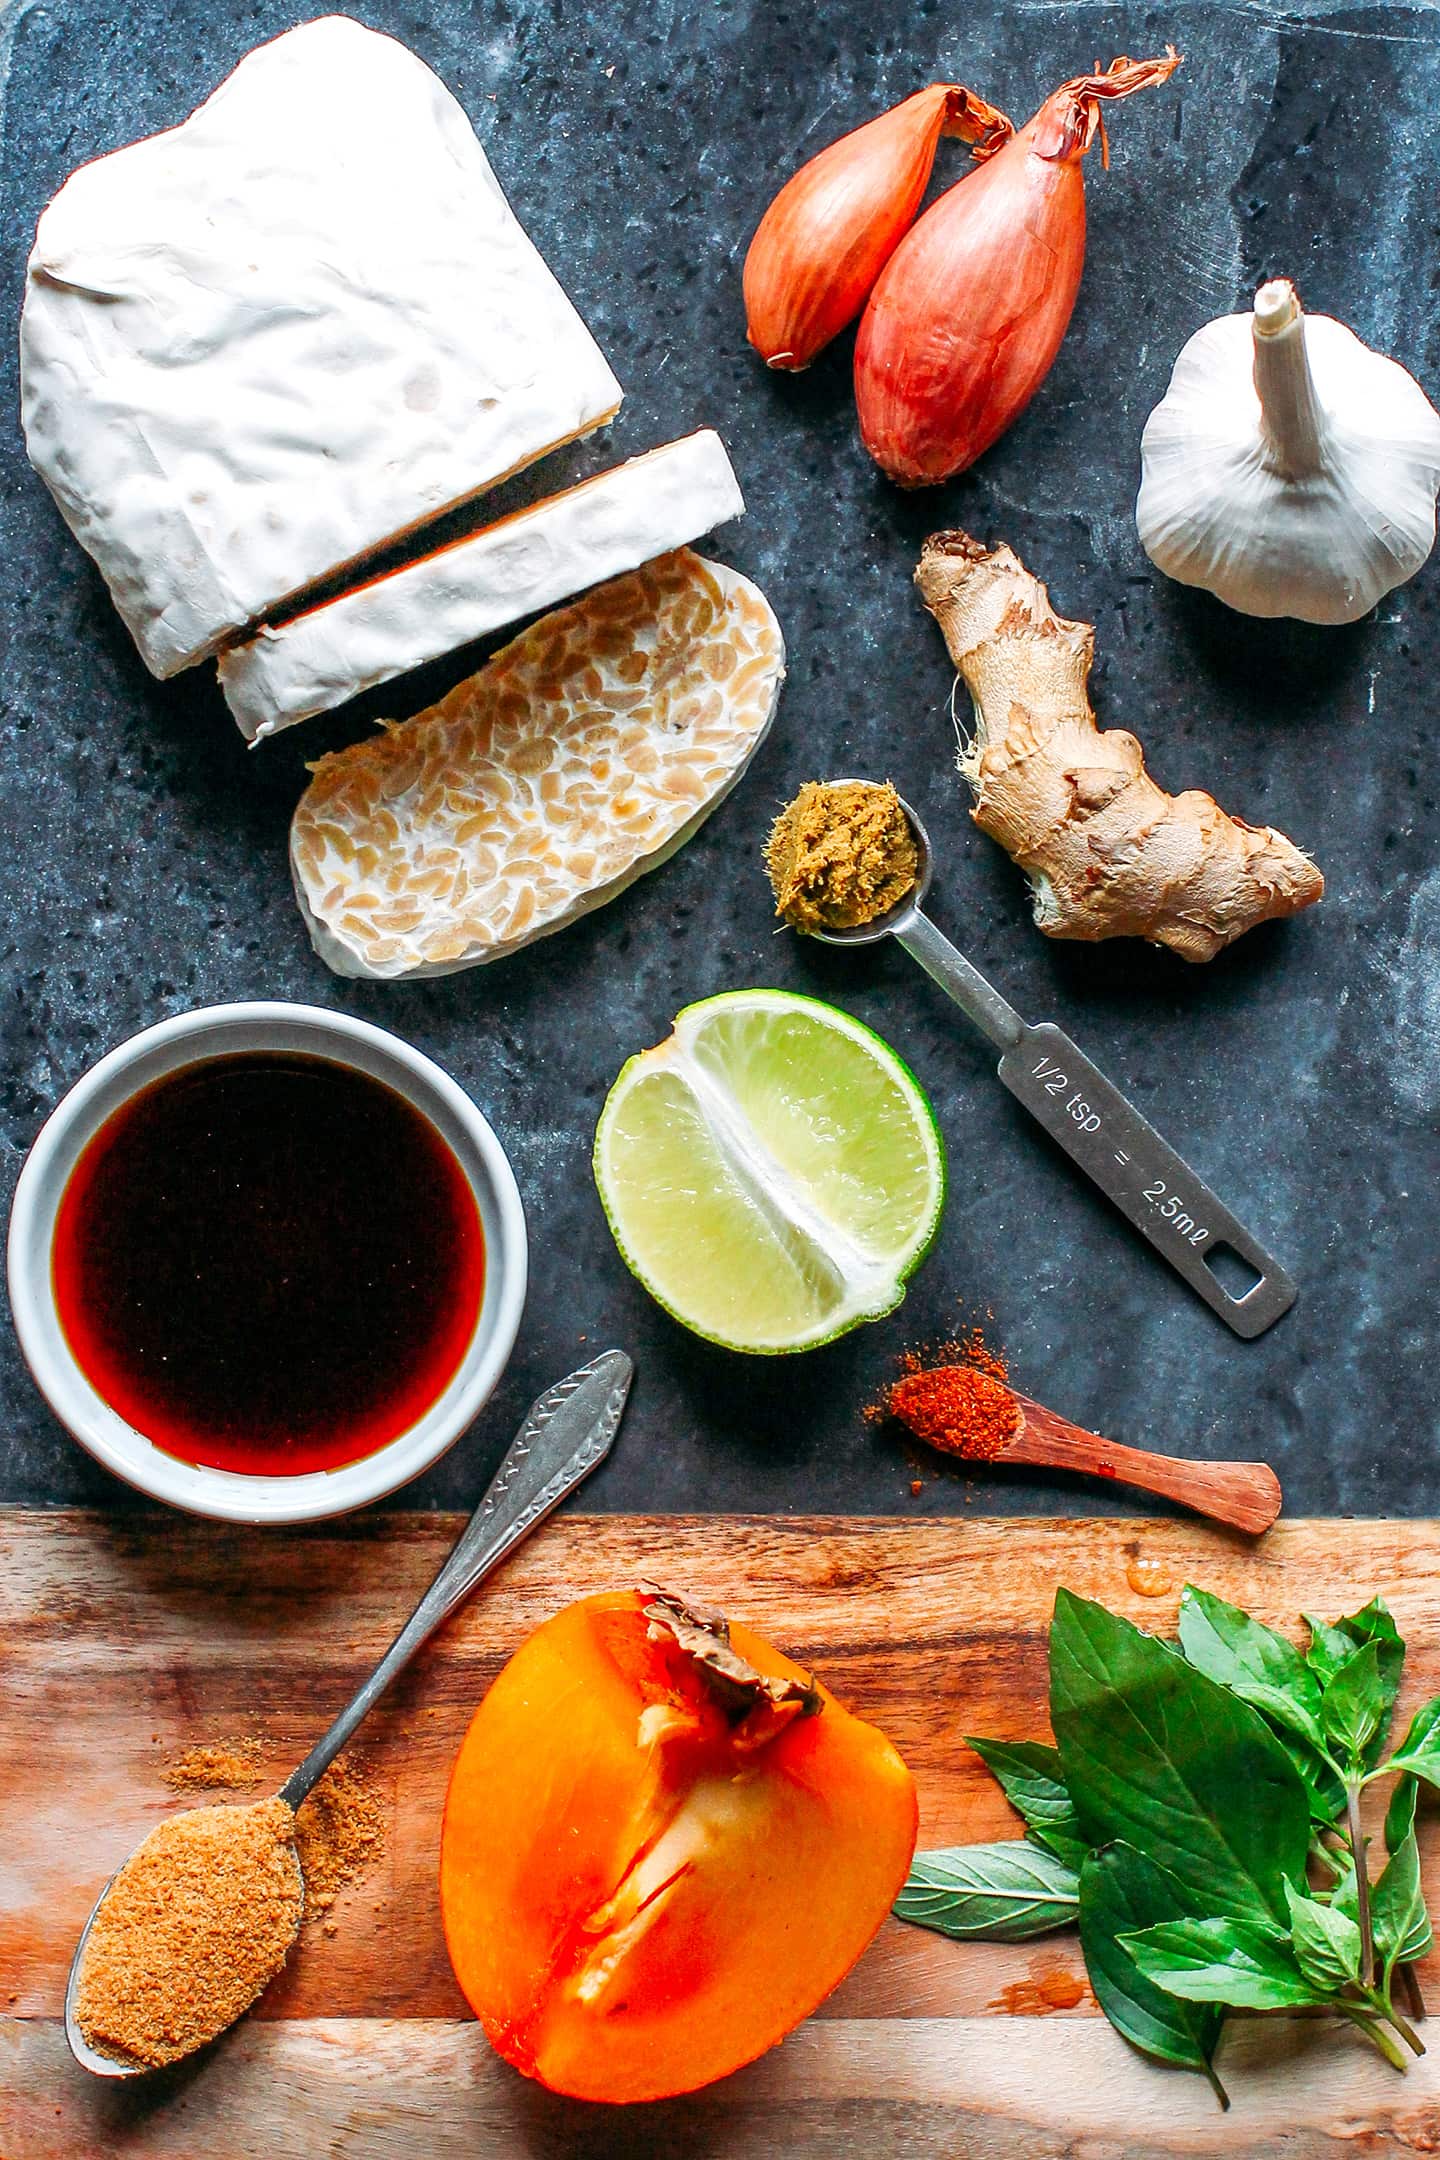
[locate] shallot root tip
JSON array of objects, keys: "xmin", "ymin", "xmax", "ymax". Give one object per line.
[
  {"xmin": 1069, "ymin": 47, "xmax": 1182, "ymax": 100},
  {"xmin": 941, "ymin": 86, "xmax": 1014, "ymax": 160},
  {"xmin": 1042, "ymin": 48, "xmax": 1182, "ymax": 163}
]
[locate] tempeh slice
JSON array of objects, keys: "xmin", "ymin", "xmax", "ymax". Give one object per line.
[
  {"xmin": 220, "ymin": 432, "xmax": 744, "ymax": 742},
  {"xmin": 290, "ymin": 550, "xmax": 785, "ymax": 978}
]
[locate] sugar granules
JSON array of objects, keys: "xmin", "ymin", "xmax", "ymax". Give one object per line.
[
  {"xmin": 164, "ymin": 1739, "xmax": 384, "ymax": 1922},
  {"xmin": 74, "ymin": 1798, "xmax": 301, "ymax": 2069}
]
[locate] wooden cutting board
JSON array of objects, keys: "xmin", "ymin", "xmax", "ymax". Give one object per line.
[{"xmin": 6, "ymin": 1508, "xmax": 1440, "ymax": 2158}]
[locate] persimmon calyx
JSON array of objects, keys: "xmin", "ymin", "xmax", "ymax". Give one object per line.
[{"xmin": 641, "ymin": 1587, "xmax": 822, "ymax": 1745}]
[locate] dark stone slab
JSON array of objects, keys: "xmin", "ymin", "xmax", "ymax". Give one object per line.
[{"xmin": 0, "ymin": 2, "xmax": 1434, "ymax": 1521}]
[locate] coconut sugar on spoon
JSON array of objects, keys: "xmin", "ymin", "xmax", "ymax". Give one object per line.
[
  {"xmin": 73, "ymin": 1753, "xmax": 389, "ymax": 2069},
  {"xmin": 73, "ymin": 1799, "xmax": 302, "ymax": 2070},
  {"xmin": 65, "ymin": 1353, "xmax": 631, "ymax": 2077}
]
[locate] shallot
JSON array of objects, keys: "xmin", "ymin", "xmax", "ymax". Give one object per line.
[
  {"xmin": 744, "ymin": 85, "xmax": 1012, "ymax": 371},
  {"xmin": 854, "ymin": 52, "xmax": 1181, "ymax": 486}
]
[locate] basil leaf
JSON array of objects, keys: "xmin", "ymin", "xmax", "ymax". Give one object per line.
[
  {"xmin": 1386, "ymin": 1772, "xmax": 1420, "ymax": 1855},
  {"xmin": 1227, "ymin": 1678, "xmax": 1331, "ymax": 1755},
  {"xmin": 1305, "ymin": 1613, "xmax": 1357, "ymax": 1687},
  {"xmin": 1321, "ymin": 1641, "xmax": 1386, "ymax": 1762},
  {"xmin": 1384, "ymin": 1697, "xmax": 1440, "ymax": 1789},
  {"xmin": 1268, "ymin": 1723, "xmax": 1347, "ymax": 1825},
  {"xmin": 1122, "ymin": 1916, "xmax": 1326, "ymax": 2010},
  {"xmin": 965, "ymin": 1736, "xmax": 1087, "ymax": 1866},
  {"xmin": 1372, "ymin": 1831, "xmax": 1432, "ymax": 1973},
  {"xmin": 894, "ymin": 1841, "xmax": 1079, "ymax": 1942},
  {"xmin": 1339, "ymin": 1596, "xmax": 1404, "ymax": 1659},
  {"xmin": 1374, "ymin": 1769, "xmax": 1431, "ymax": 1974},
  {"xmin": 1337, "ymin": 1599, "xmax": 1405, "ymax": 1763},
  {"xmin": 1176, "ymin": 1590, "xmax": 1342, "ymax": 1816},
  {"xmin": 1285, "ymin": 1880, "xmax": 1362, "ymax": 1991},
  {"xmin": 1179, "ymin": 1586, "xmax": 1322, "ymax": 1716},
  {"xmin": 1331, "ymin": 1857, "xmax": 1360, "ymax": 1925},
  {"xmin": 1049, "ymin": 1589, "xmax": 1310, "ymax": 1927},
  {"xmin": 1079, "ymin": 1843, "xmax": 1225, "ymax": 2099}
]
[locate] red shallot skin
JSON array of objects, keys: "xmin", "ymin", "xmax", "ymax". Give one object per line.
[
  {"xmin": 854, "ymin": 53, "xmax": 1180, "ymax": 486},
  {"xmin": 744, "ymin": 85, "xmax": 1012, "ymax": 372}
]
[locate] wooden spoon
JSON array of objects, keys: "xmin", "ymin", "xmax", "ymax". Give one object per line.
[
  {"xmin": 1006, "ymin": 1391, "xmax": 1281, "ymax": 1535},
  {"xmin": 888, "ymin": 1366, "xmax": 1280, "ymax": 1535}
]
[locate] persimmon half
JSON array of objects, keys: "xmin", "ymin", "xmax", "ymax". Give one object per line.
[{"xmin": 439, "ymin": 1586, "xmax": 917, "ymax": 2102}]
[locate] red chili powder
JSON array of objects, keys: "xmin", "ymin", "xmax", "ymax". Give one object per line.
[{"xmin": 885, "ymin": 1327, "xmax": 1021, "ymax": 1463}]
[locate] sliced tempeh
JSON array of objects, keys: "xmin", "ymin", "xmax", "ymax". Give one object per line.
[
  {"xmin": 219, "ymin": 432, "xmax": 745, "ymax": 742},
  {"xmin": 20, "ymin": 17, "xmax": 621, "ymax": 679},
  {"xmin": 290, "ymin": 549, "xmax": 785, "ymax": 979}
]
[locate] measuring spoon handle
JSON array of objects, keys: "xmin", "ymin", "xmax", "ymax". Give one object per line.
[
  {"xmin": 280, "ymin": 1350, "xmax": 632, "ymax": 1808},
  {"xmin": 896, "ymin": 909, "xmax": 1024, "ymax": 1054},
  {"xmin": 1000, "ymin": 1023, "xmax": 1295, "ymax": 1337},
  {"xmin": 894, "ymin": 908, "xmax": 1293, "ymax": 1338}
]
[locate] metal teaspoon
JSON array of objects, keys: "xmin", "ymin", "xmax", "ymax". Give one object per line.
[
  {"xmin": 65, "ymin": 1348, "xmax": 633, "ymax": 2077},
  {"xmin": 805, "ymin": 793, "xmax": 1295, "ymax": 1339}
]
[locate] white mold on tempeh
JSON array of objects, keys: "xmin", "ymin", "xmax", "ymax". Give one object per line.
[{"xmin": 19, "ymin": 16, "xmax": 621, "ymax": 679}]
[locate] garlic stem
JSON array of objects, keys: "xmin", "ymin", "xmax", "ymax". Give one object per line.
[{"xmin": 1252, "ymin": 279, "xmax": 1326, "ymax": 480}]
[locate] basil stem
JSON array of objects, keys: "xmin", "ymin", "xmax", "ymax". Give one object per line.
[
  {"xmin": 1308, "ymin": 1838, "xmax": 1344, "ymax": 1881},
  {"xmin": 1346, "ymin": 1778, "xmax": 1376, "ymax": 1986},
  {"xmin": 1371, "ymin": 1989, "xmax": 1427, "ymax": 2058},
  {"xmin": 1342, "ymin": 2006, "xmax": 1408, "ymax": 2072}
]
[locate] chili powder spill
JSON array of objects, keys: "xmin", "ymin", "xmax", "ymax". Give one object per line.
[{"xmin": 884, "ymin": 1327, "xmax": 1021, "ymax": 1463}]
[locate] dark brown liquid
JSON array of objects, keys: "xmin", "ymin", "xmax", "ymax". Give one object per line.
[{"xmin": 52, "ymin": 1052, "xmax": 485, "ymax": 1475}]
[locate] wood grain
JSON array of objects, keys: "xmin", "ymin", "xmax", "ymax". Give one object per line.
[
  {"xmin": 10, "ymin": 2016, "xmax": 1440, "ymax": 2159},
  {"xmin": 6, "ymin": 1508, "xmax": 1440, "ymax": 2156},
  {"xmin": 1010, "ymin": 1391, "xmax": 1283, "ymax": 1533}
]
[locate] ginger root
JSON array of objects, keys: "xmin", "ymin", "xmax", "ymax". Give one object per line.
[{"xmin": 915, "ymin": 531, "xmax": 1324, "ymax": 962}]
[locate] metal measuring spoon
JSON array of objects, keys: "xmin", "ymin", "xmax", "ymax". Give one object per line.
[
  {"xmin": 65, "ymin": 1349, "xmax": 633, "ymax": 2077},
  {"xmin": 804, "ymin": 793, "xmax": 1294, "ymax": 1338}
]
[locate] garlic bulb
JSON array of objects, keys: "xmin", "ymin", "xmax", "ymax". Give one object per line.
[{"xmin": 1136, "ymin": 279, "xmax": 1440, "ymax": 624}]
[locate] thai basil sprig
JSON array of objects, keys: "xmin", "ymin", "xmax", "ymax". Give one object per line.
[{"xmin": 893, "ymin": 1586, "xmax": 1434, "ymax": 2108}]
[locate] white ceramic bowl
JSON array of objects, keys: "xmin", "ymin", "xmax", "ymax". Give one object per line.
[{"xmin": 7, "ymin": 1003, "xmax": 527, "ymax": 1524}]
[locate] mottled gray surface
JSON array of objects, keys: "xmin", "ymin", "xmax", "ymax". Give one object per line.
[{"xmin": 0, "ymin": 0, "xmax": 1435, "ymax": 1520}]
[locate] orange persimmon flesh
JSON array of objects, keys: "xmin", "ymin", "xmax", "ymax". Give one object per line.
[{"xmin": 439, "ymin": 1588, "xmax": 917, "ymax": 2102}]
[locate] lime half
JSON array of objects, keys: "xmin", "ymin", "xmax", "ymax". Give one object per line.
[{"xmin": 594, "ymin": 989, "xmax": 945, "ymax": 1354}]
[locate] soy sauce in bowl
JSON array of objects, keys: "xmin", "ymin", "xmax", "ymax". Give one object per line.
[{"xmin": 51, "ymin": 1053, "xmax": 485, "ymax": 1476}]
